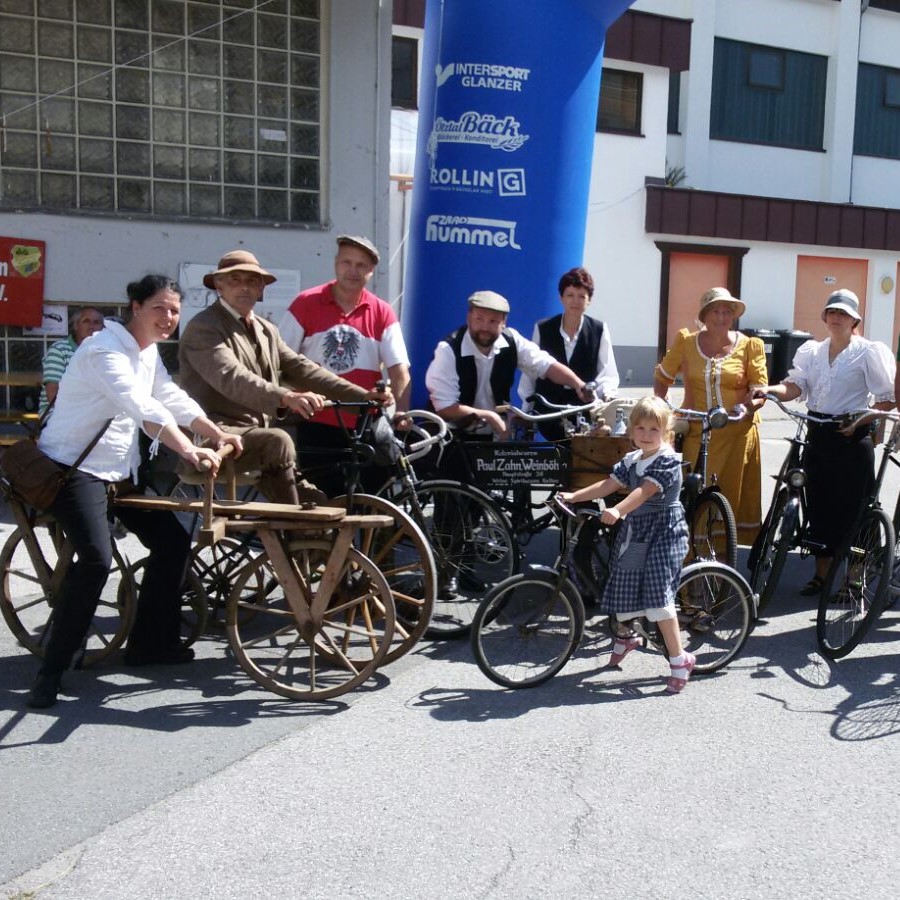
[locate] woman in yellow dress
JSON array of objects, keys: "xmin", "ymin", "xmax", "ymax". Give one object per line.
[{"xmin": 653, "ymin": 287, "xmax": 768, "ymax": 544}]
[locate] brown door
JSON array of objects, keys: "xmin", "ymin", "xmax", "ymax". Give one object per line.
[{"xmin": 794, "ymin": 256, "xmax": 868, "ymax": 339}]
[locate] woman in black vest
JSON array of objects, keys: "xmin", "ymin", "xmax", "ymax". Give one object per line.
[{"xmin": 520, "ymin": 267, "xmax": 619, "ymax": 441}]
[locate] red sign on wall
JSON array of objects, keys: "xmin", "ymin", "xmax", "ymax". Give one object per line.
[{"xmin": 0, "ymin": 236, "xmax": 46, "ymax": 327}]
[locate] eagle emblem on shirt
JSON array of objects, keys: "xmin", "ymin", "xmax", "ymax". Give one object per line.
[{"xmin": 322, "ymin": 324, "xmax": 360, "ymax": 373}]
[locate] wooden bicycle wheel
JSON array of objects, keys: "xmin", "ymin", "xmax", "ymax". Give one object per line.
[
  {"xmin": 332, "ymin": 493, "xmax": 436, "ymax": 664},
  {"xmin": 0, "ymin": 523, "xmax": 136, "ymax": 667},
  {"xmin": 189, "ymin": 536, "xmax": 263, "ymax": 626},
  {"xmin": 225, "ymin": 539, "xmax": 395, "ymax": 701}
]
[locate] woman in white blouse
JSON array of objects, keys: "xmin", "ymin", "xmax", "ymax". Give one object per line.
[
  {"xmin": 27, "ymin": 275, "xmax": 243, "ymax": 709},
  {"xmin": 759, "ymin": 289, "xmax": 895, "ymax": 596}
]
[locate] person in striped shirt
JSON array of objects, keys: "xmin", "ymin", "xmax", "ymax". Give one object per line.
[{"xmin": 39, "ymin": 306, "xmax": 105, "ymax": 413}]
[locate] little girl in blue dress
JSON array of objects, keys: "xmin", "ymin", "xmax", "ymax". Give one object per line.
[{"xmin": 561, "ymin": 396, "xmax": 693, "ymax": 692}]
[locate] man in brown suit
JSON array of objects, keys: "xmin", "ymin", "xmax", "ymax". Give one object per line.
[{"xmin": 179, "ymin": 250, "xmax": 386, "ymax": 503}]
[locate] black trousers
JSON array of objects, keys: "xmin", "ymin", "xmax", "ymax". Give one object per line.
[
  {"xmin": 42, "ymin": 468, "xmax": 190, "ymax": 672},
  {"xmin": 803, "ymin": 420, "xmax": 874, "ymax": 557}
]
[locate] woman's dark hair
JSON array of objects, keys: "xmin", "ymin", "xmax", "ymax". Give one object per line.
[
  {"xmin": 124, "ymin": 275, "xmax": 182, "ymax": 319},
  {"xmin": 557, "ymin": 267, "xmax": 594, "ymax": 298}
]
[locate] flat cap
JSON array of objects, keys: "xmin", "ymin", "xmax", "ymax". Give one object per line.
[
  {"xmin": 467, "ymin": 290, "xmax": 510, "ymax": 313},
  {"xmin": 336, "ymin": 234, "xmax": 379, "ymax": 265}
]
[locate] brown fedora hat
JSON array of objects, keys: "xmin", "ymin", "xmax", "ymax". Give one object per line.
[{"xmin": 204, "ymin": 250, "xmax": 276, "ymax": 289}]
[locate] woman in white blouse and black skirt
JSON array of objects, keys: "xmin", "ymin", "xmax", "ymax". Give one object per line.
[
  {"xmin": 757, "ymin": 289, "xmax": 896, "ymax": 596},
  {"xmin": 26, "ymin": 275, "xmax": 243, "ymax": 709}
]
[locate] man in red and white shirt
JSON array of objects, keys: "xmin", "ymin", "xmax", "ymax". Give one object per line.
[{"xmin": 279, "ymin": 234, "xmax": 411, "ymax": 494}]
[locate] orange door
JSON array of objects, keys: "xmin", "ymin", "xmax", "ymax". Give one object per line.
[
  {"xmin": 794, "ymin": 257, "xmax": 868, "ymax": 339},
  {"xmin": 666, "ymin": 252, "xmax": 731, "ymax": 349}
]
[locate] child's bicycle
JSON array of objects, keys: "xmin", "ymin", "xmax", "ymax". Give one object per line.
[{"xmin": 469, "ymin": 494, "xmax": 755, "ymax": 688}]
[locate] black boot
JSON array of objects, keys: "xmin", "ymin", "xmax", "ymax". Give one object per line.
[{"xmin": 26, "ymin": 667, "xmax": 63, "ymax": 709}]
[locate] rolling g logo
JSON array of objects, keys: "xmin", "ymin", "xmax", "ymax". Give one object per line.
[{"xmin": 428, "ymin": 167, "xmax": 526, "ymax": 198}]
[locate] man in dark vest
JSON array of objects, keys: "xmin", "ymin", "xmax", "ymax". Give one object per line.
[
  {"xmin": 425, "ymin": 289, "xmax": 591, "ymax": 439},
  {"xmin": 519, "ymin": 267, "xmax": 619, "ymax": 441}
]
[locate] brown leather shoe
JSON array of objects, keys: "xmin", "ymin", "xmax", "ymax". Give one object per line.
[{"xmin": 296, "ymin": 479, "xmax": 329, "ymax": 506}]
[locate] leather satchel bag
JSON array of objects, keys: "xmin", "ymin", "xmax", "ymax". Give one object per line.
[
  {"xmin": 0, "ymin": 440, "xmax": 66, "ymax": 510},
  {"xmin": 0, "ymin": 418, "xmax": 113, "ymax": 510}
]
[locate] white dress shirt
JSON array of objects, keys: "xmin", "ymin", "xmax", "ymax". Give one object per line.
[
  {"xmin": 518, "ymin": 316, "xmax": 619, "ymax": 404},
  {"xmin": 426, "ymin": 327, "xmax": 557, "ymax": 434},
  {"xmin": 39, "ymin": 320, "xmax": 205, "ymax": 481},
  {"xmin": 786, "ymin": 336, "xmax": 895, "ymax": 413}
]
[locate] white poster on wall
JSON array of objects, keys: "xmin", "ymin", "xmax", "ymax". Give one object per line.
[
  {"xmin": 176, "ymin": 263, "xmax": 302, "ymax": 333},
  {"xmin": 23, "ymin": 304, "xmax": 68, "ymax": 337}
]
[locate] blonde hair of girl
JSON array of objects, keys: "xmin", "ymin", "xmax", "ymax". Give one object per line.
[{"xmin": 628, "ymin": 396, "xmax": 675, "ymax": 444}]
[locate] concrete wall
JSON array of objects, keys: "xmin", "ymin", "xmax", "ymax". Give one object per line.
[{"xmin": 0, "ymin": 0, "xmax": 393, "ymax": 306}]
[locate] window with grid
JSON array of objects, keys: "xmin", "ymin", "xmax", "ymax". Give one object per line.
[
  {"xmin": 596, "ymin": 68, "xmax": 642, "ymax": 135},
  {"xmin": 0, "ymin": 0, "xmax": 321, "ymax": 224}
]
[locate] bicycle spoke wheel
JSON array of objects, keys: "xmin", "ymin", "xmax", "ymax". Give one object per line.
[
  {"xmin": 470, "ymin": 573, "xmax": 584, "ymax": 688},
  {"xmin": 817, "ymin": 509, "xmax": 893, "ymax": 660},
  {"xmin": 688, "ymin": 491, "xmax": 738, "ymax": 568},
  {"xmin": 129, "ymin": 556, "xmax": 208, "ymax": 648},
  {"xmin": 226, "ymin": 539, "xmax": 395, "ymax": 701},
  {"xmin": 674, "ymin": 561, "xmax": 753, "ymax": 673},
  {"xmin": 332, "ymin": 493, "xmax": 436, "ymax": 664},
  {"xmin": 400, "ymin": 480, "xmax": 519, "ymax": 638},
  {"xmin": 750, "ymin": 490, "xmax": 798, "ymax": 612},
  {"xmin": 190, "ymin": 536, "xmax": 261, "ymax": 625},
  {"xmin": 0, "ymin": 524, "xmax": 136, "ymax": 667}
]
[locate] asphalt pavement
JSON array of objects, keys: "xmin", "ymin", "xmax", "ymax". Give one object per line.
[{"xmin": 2, "ymin": 390, "xmax": 900, "ymax": 899}]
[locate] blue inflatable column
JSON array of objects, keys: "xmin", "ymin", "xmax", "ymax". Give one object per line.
[{"xmin": 404, "ymin": 0, "xmax": 637, "ymax": 407}]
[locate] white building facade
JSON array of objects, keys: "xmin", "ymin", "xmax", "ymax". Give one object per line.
[{"xmin": 391, "ymin": 0, "xmax": 900, "ymax": 385}]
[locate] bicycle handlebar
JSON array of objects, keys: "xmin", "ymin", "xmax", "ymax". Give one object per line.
[
  {"xmin": 838, "ymin": 407, "xmax": 900, "ymax": 425},
  {"xmin": 668, "ymin": 402, "xmax": 747, "ymax": 429},
  {"xmin": 547, "ymin": 493, "xmax": 606, "ymax": 526},
  {"xmin": 760, "ymin": 394, "xmax": 876, "ymax": 427},
  {"xmin": 495, "ymin": 396, "xmax": 604, "ymax": 423},
  {"xmin": 197, "ymin": 441, "xmax": 236, "ymax": 472},
  {"xmin": 397, "ymin": 409, "xmax": 449, "ymax": 462}
]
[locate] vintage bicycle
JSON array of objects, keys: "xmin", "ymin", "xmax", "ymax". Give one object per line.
[
  {"xmin": 1, "ymin": 450, "xmax": 400, "ymax": 701},
  {"xmin": 816, "ymin": 408, "xmax": 900, "ymax": 659},
  {"xmin": 470, "ymin": 494, "xmax": 755, "ymax": 688},
  {"xmin": 668, "ymin": 402, "xmax": 745, "ymax": 569},
  {"xmin": 747, "ymin": 395, "xmax": 831, "ymax": 611},
  {"xmin": 175, "ymin": 401, "xmax": 517, "ymax": 642}
]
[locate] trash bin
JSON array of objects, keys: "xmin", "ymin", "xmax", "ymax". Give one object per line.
[
  {"xmin": 741, "ymin": 328, "xmax": 778, "ymax": 385},
  {"xmin": 772, "ymin": 330, "xmax": 813, "ymax": 384}
]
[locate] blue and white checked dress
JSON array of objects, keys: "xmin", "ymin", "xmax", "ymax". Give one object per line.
[{"xmin": 601, "ymin": 447, "xmax": 689, "ymax": 615}]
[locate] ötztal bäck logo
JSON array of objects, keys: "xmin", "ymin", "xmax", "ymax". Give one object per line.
[
  {"xmin": 434, "ymin": 62, "xmax": 530, "ymax": 93},
  {"xmin": 425, "ymin": 215, "xmax": 522, "ymax": 250},
  {"xmin": 428, "ymin": 167, "xmax": 526, "ymax": 198},
  {"xmin": 427, "ymin": 112, "xmax": 529, "ymax": 154}
]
